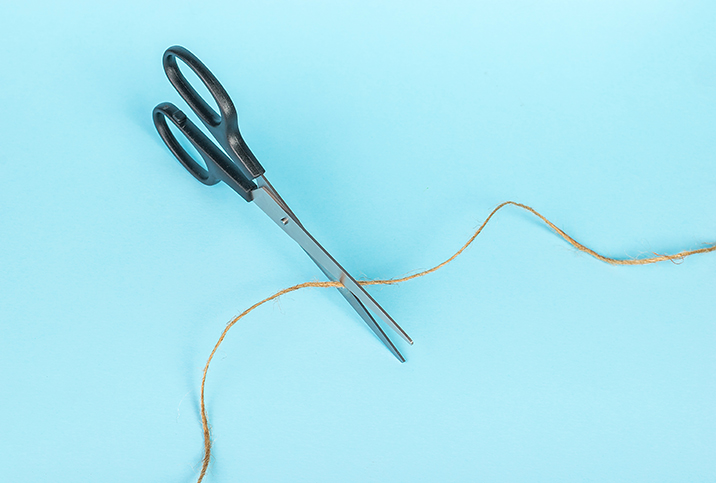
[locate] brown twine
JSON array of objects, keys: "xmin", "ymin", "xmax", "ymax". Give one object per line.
[{"xmin": 194, "ymin": 201, "xmax": 715, "ymax": 482}]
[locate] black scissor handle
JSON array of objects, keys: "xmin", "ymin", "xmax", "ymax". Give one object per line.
[
  {"xmin": 162, "ymin": 46, "xmax": 265, "ymax": 180},
  {"xmin": 153, "ymin": 102, "xmax": 256, "ymax": 202}
]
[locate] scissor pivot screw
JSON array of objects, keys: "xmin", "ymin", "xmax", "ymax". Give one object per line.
[{"xmin": 281, "ymin": 217, "xmax": 289, "ymax": 225}]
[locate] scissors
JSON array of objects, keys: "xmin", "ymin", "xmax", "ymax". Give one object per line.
[{"xmin": 152, "ymin": 46, "xmax": 412, "ymax": 361}]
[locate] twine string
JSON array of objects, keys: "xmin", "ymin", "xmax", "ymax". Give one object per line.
[{"xmin": 195, "ymin": 201, "xmax": 715, "ymax": 482}]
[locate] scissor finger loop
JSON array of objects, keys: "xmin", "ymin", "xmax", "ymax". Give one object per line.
[{"xmin": 152, "ymin": 102, "xmax": 221, "ymax": 186}]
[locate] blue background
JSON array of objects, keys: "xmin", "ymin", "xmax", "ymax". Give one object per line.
[{"xmin": 1, "ymin": 1, "xmax": 715, "ymax": 482}]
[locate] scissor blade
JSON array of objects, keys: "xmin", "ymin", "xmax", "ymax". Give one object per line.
[
  {"xmin": 252, "ymin": 186, "xmax": 413, "ymax": 345},
  {"xmin": 335, "ymin": 286, "xmax": 405, "ymax": 362},
  {"xmin": 305, "ymin": 251, "xmax": 405, "ymax": 362},
  {"xmin": 256, "ymin": 176, "xmax": 404, "ymax": 359}
]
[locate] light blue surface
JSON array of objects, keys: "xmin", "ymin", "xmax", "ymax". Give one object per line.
[{"xmin": 1, "ymin": 1, "xmax": 715, "ymax": 482}]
